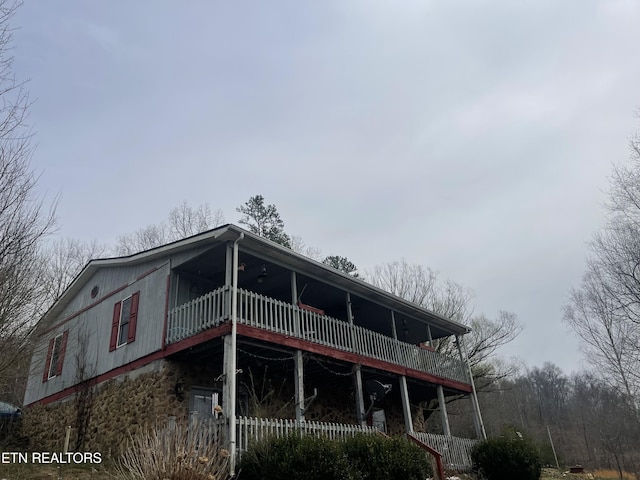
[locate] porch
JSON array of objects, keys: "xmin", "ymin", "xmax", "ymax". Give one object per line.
[{"xmin": 166, "ymin": 287, "xmax": 471, "ymax": 387}]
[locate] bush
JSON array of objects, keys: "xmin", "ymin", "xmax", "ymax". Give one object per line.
[
  {"xmin": 238, "ymin": 434, "xmax": 431, "ymax": 480},
  {"xmin": 239, "ymin": 434, "xmax": 351, "ymax": 480},
  {"xmin": 115, "ymin": 419, "xmax": 230, "ymax": 480},
  {"xmin": 342, "ymin": 434, "xmax": 431, "ymax": 480},
  {"xmin": 471, "ymin": 435, "xmax": 542, "ymax": 480}
]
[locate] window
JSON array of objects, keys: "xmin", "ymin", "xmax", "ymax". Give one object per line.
[
  {"xmin": 109, "ymin": 291, "xmax": 140, "ymax": 351},
  {"xmin": 43, "ymin": 331, "xmax": 68, "ymax": 382}
]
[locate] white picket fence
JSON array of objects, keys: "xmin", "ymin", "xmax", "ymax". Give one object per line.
[
  {"xmin": 185, "ymin": 416, "xmax": 477, "ymax": 472},
  {"xmin": 411, "ymin": 432, "xmax": 479, "ymax": 472},
  {"xmin": 234, "ymin": 416, "xmax": 379, "ymax": 452},
  {"xmin": 166, "ymin": 288, "xmax": 469, "ymax": 384},
  {"xmin": 187, "ymin": 416, "xmax": 379, "ymax": 454}
]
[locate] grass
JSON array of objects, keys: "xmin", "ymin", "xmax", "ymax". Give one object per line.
[
  {"xmin": 0, "ymin": 462, "xmax": 113, "ymax": 480},
  {"xmin": 2, "ymin": 456, "xmax": 637, "ymax": 480},
  {"xmin": 592, "ymin": 470, "xmax": 637, "ymax": 480}
]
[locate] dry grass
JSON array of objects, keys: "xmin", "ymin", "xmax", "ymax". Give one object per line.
[
  {"xmin": 114, "ymin": 419, "xmax": 229, "ymax": 480},
  {"xmin": 592, "ymin": 470, "xmax": 637, "ymax": 480},
  {"xmin": 0, "ymin": 462, "xmax": 112, "ymax": 480}
]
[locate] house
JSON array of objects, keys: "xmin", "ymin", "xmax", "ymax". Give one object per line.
[{"xmin": 23, "ymin": 224, "xmax": 485, "ymax": 472}]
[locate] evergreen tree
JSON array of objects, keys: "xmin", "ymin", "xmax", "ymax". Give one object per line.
[{"xmin": 236, "ymin": 195, "xmax": 291, "ymax": 248}]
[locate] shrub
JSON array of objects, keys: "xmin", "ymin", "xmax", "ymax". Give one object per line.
[
  {"xmin": 342, "ymin": 434, "xmax": 431, "ymax": 480},
  {"xmin": 114, "ymin": 419, "xmax": 229, "ymax": 480},
  {"xmin": 239, "ymin": 434, "xmax": 351, "ymax": 480},
  {"xmin": 471, "ymin": 435, "xmax": 542, "ymax": 480},
  {"xmin": 238, "ymin": 433, "xmax": 431, "ymax": 480}
]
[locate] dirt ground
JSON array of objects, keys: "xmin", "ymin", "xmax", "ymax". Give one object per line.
[
  {"xmin": 0, "ymin": 465, "xmax": 629, "ymax": 480},
  {"xmin": 0, "ymin": 462, "xmax": 113, "ymax": 480}
]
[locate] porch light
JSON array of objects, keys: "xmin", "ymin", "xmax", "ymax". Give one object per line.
[{"xmin": 257, "ymin": 264, "xmax": 268, "ymax": 283}]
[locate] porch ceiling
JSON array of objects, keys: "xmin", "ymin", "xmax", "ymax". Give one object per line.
[{"xmin": 175, "ymin": 244, "xmax": 466, "ymax": 342}]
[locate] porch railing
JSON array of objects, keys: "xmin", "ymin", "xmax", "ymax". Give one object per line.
[
  {"xmin": 411, "ymin": 432, "xmax": 479, "ymax": 472},
  {"xmin": 166, "ymin": 288, "xmax": 470, "ymax": 385},
  {"xmin": 166, "ymin": 287, "xmax": 228, "ymax": 344}
]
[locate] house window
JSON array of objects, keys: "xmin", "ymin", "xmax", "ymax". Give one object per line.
[
  {"xmin": 43, "ymin": 331, "xmax": 69, "ymax": 382},
  {"xmin": 109, "ymin": 291, "xmax": 140, "ymax": 351}
]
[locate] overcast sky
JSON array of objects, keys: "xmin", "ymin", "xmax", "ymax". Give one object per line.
[{"xmin": 13, "ymin": 1, "xmax": 640, "ymax": 375}]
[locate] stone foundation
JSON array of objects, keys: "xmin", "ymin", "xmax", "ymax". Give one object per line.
[{"xmin": 23, "ymin": 359, "xmax": 185, "ymax": 457}]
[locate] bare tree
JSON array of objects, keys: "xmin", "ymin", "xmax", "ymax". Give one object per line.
[
  {"xmin": 290, "ymin": 235, "xmax": 323, "ymax": 261},
  {"xmin": 115, "ymin": 201, "xmax": 224, "ymax": 255},
  {"xmin": 367, "ymin": 259, "xmax": 522, "ymax": 382},
  {"xmin": 0, "ymin": 0, "xmax": 56, "ymax": 384},
  {"xmin": 565, "ymin": 129, "xmax": 640, "ymax": 399},
  {"xmin": 168, "ymin": 200, "xmax": 224, "ymax": 240},
  {"xmin": 367, "ymin": 260, "xmax": 439, "ymax": 309},
  {"xmin": 73, "ymin": 326, "xmax": 96, "ymax": 451},
  {"xmin": 40, "ymin": 238, "xmax": 109, "ymax": 306}
]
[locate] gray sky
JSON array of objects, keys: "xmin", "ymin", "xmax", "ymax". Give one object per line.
[{"xmin": 13, "ymin": 1, "xmax": 640, "ymax": 374}]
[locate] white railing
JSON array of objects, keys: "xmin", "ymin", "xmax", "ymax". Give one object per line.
[
  {"xmin": 412, "ymin": 432, "xmax": 479, "ymax": 472},
  {"xmin": 188, "ymin": 416, "xmax": 477, "ymax": 472},
  {"xmin": 166, "ymin": 287, "xmax": 228, "ymax": 344},
  {"xmin": 235, "ymin": 416, "xmax": 379, "ymax": 453},
  {"xmin": 187, "ymin": 416, "xmax": 377, "ymax": 450},
  {"xmin": 236, "ymin": 288, "xmax": 469, "ymax": 384},
  {"xmin": 166, "ymin": 288, "xmax": 469, "ymax": 384}
]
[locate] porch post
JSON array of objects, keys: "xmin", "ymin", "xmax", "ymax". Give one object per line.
[
  {"xmin": 437, "ymin": 385, "xmax": 451, "ymax": 436},
  {"xmin": 391, "ymin": 311, "xmax": 413, "ymax": 433},
  {"xmin": 426, "ymin": 324, "xmax": 433, "ymax": 347},
  {"xmin": 390, "ymin": 310, "xmax": 398, "ymax": 340},
  {"xmin": 347, "ymin": 293, "xmax": 366, "ymax": 425},
  {"xmin": 399, "ymin": 376, "xmax": 413, "ymax": 433},
  {"xmin": 224, "ymin": 242, "xmax": 233, "ymax": 319},
  {"xmin": 456, "ymin": 335, "xmax": 487, "ymax": 440},
  {"xmin": 291, "ymin": 271, "xmax": 300, "ymax": 337},
  {"xmin": 225, "ymin": 242, "xmax": 233, "ymax": 286},
  {"xmin": 294, "ymin": 350, "xmax": 305, "ymax": 422},
  {"xmin": 353, "ymin": 365, "xmax": 366, "ymax": 426}
]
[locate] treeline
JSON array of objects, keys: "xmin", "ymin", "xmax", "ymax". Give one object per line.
[{"xmin": 465, "ymin": 363, "xmax": 640, "ymax": 473}]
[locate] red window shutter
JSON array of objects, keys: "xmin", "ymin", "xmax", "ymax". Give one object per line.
[
  {"xmin": 43, "ymin": 338, "xmax": 55, "ymax": 382},
  {"xmin": 56, "ymin": 331, "xmax": 69, "ymax": 376},
  {"xmin": 127, "ymin": 291, "xmax": 140, "ymax": 344},
  {"xmin": 110, "ymin": 301, "xmax": 122, "ymax": 352}
]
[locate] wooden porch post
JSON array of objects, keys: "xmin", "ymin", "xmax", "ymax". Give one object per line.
[
  {"xmin": 437, "ymin": 385, "xmax": 451, "ymax": 436},
  {"xmin": 399, "ymin": 376, "xmax": 414, "ymax": 433},
  {"xmin": 291, "ymin": 272, "xmax": 300, "ymax": 337},
  {"xmin": 347, "ymin": 293, "xmax": 366, "ymax": 425},
  {"xmin": 294, "ymin": 350, "xmax": 305, "ymax": 422},
  {"xmin": 292, "ymin": 272, "xmax": 306, "ymax": 422},
  {"xmin": 456, "ymin": 335, "xmax": 487, "ymax": 439},
  {"xmin": 225, "ymin": 242, "xmax": 233, "ymax": 286},
  {"xmin": 224, "ymin": 242, "xmax": 234, "ymax": 320},
  {"xmin": 391, "ymin": 310, "xmax": 413, "ymax": 433},
  {"xmin": 353, "ymin": 365, "xmax": 366, "ymax": 426}
]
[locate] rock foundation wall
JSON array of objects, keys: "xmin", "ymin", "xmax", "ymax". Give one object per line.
[{"xmin": 23, "ymin": 359, "xmax": 188, "ymax": 457}]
